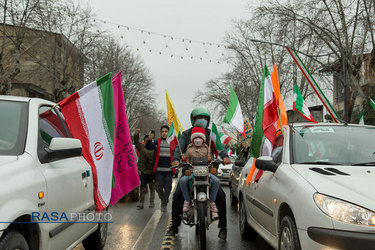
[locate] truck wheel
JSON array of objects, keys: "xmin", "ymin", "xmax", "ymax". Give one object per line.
[
  {"xmin": 0, "ymin": 230, "xmax": 29, "ymax": 250},
  {"xmin": 279, "ymin": 216, "xmax": 301, "ymax": 250},
  {"xmin": 82, "ymin": 221, "xmax": 108, "ymax": 250}
]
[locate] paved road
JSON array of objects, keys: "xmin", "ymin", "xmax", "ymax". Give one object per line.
[{"xmin": 74, "ymin": 180, "xmax": 274, "ymax": 250}]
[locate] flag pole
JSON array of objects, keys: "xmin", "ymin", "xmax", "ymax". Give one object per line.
[
  {"xmin": 129, "ymin": 117, "xmax": 140, "ymax": 131},
  {"xmin": 277, "ymin": 105, "xmax": 284, "ymax": 136},
  {"xmin": 208, "ymin": 115, "xmax": 214, "ymax": 156}
]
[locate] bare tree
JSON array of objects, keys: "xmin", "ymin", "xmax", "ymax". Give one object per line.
[
  {"xmin": 85, "ymin": 36, "xmax": 165, "ymax": 131},
  {"xmin": 31, "ymin": 0, "xmax": 99, "ymax": 101},
  {"xmin": 0, "ymin": 0, "xmax": 40, "ymax": 94},
  {"xmin": 195, "ymin": 11, "xmax": 332, "ymax": 124},
  {"xmin": 259, "ymin": 0, "xmax": 375, "ymax": 122}
]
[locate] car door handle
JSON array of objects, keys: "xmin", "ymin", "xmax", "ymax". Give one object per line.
[{"xmin": 82, "ymin": 170, "xmax": 90, "ymax": 179}]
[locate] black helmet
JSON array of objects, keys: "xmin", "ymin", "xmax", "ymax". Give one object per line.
[{"xmin": 190, "ymin": 107, "xmax": 211, "ymax": 126}]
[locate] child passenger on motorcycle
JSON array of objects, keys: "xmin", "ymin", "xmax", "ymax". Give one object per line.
[{"xmin": 179, "ymin": 127, "xmax": 220, "ymax": 213}]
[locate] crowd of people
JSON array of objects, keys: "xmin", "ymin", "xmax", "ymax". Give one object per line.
[{"xmin": 132, "ymin": 107, "xmax": 231, "ymax": 240}]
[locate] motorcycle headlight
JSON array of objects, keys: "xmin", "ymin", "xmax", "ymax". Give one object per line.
[
  {"xmin": 194, "ymin": 166, "xmax": 208, "ymax": 176},
  {"xmin": 314, "ymin": 193, "xmax": 375, "ymax": 227}
]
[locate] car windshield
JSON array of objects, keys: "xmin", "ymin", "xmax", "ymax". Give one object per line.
[
  {"xmin": 292, "ymin": 125, "xmax": 375, "ymax": 166},
  {"xmin": 0, "ymin": 100, "xmax": 28, "ymax": 155}
]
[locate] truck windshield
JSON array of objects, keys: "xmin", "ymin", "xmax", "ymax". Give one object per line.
[
  {"xmin": 292, "ymin": 125, "xmax": 375, "ymax": 166},
  {"xmin": 0, "ymin": 100, "xmax": 28, "ymax": 155}
]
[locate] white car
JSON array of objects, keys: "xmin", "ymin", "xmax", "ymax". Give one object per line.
[
  {"xmin": 238, "ymin": 123, "xmax": 375, "ymax": 250},
  {"xmin": 217, "ymin": 155, "xmax": 236, "ymax": 183},
  {"xmin": 0, "ymin": 96, "xmax": 107, "ymax": 250}
]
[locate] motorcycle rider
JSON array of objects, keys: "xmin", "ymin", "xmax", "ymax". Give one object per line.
[
  {"xmin": 180, "ymin": 126, "xmax": 220, "ymax": 213},
  {"xmin": 166, "ymin": 107, "xmax": 231, "ymax": 240}
]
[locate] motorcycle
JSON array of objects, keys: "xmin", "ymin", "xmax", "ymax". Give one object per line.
[{"xmin": 173, "ymin": 158, "xmax": 222, "ymax": 250}]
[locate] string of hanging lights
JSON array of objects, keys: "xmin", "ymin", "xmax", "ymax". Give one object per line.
[{"xmin": 92, "ymin": 18, "xmax": 230, "ymax": 64}]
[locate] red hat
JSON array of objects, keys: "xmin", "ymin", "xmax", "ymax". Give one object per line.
[{"xmin": 191, "ymin": 127, "xmax": 206, "ymax": 142}]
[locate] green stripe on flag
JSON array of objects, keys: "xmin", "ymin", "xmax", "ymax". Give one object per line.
[
  {"xmin": 371, "ymin": 99, "xmax": 375, "ymax": 111},
  {"xmin": 294, "ymin": 85, "xmax": 305, "ymax": 111},
  {"xmin": 212, "ymin": 123, "xmax": 224, "ymax": 151},
  {"xmin": 97, "ymin": 73, "xmax": 115, "ymax": 151},
  {"xmin": 250, "ymin": 65, "xmax": 267, "ymax": 158}
]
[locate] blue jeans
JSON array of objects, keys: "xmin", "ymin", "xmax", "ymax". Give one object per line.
[{"xmin": 179, "ymin": 173, "xmax": 220, "ymax": 202}]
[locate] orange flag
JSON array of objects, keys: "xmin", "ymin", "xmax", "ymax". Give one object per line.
[
  {"xmin": 246, "ymin": 158, "xmax": 257, "ymax": 186},
  {"xmin": 271, "ymin": 63, "xmax": 287, "ymax": 130}
]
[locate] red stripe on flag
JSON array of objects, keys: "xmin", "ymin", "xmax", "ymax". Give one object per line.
[
  {"xmin": 60, "ymin": 97, "xmax": 105, "ymax": 211},
  {"xmin": 263, "ymin": 97, "xmax": 278, "ymax": 146}
]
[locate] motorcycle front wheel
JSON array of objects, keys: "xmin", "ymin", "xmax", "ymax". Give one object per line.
[{"xmin": 198, "ymin": 202, "xmax": 206, "ymax": 250}]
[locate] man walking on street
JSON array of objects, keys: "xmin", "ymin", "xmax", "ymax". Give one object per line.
[
  {"xmin": 146, "ymin": 125, "xmax": 175, "ymax": 212},
  {"xmin": 134, "ymin": 129, "xmax": 156, "ymax": 209}
]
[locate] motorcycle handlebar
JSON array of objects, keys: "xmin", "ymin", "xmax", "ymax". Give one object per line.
[{"xmin": 170, "ymin": 160, "xmax": 223, "ymax": 169}]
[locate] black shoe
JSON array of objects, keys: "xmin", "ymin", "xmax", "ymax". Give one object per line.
[
  {"xmin": 137, "ymin": 204, "xmax": 144, "ymax": 210},
  {"xmin": 218, "ymin": 227, "xmax": 227, "ymax": 240},
  {"xmin": 166, "ymin": 226, "xmax": 178, "ymax": 236}
]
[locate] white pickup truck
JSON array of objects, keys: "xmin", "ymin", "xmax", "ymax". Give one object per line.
[{"xmin": 0, "ymin": 95, "xmax": 108, "ymax": 250}]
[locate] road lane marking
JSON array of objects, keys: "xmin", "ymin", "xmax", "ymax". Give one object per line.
[{"xmin": 131, "ymin": 210, "xmax": 162, "ymax": 250}]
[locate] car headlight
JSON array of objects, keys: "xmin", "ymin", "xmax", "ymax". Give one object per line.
[{"xmin": 314, "ymin": 193, "xmax": 375, "ymax": 227}]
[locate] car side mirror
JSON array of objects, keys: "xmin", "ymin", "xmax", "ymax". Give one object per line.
[
  {"xmin": 234, "ymin": 159, "xmax": 245, "ymax": 167},
  {"xmin": 45, "ymin": 138, "xmax": 82, "ymax": 162},
  {"xmin": 255, "ymin": 156, "xmax": 277, "ymax": 173}
]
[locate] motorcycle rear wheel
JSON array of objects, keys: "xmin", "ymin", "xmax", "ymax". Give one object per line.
[{"xmin": 198, "ymin": 202, "xmax": 206, "ymax": 250}]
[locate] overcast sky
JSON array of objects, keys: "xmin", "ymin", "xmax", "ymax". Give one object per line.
[{"xmin": 85, "ymin": 0, "xmax": 253, "ymax": 129}]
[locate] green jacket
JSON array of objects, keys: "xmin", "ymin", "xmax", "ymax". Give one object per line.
[{"xmin": 134, "ymin": 133, "xmax": 155, "ymax": 175}]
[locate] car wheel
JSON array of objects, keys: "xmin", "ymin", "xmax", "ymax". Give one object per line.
[
  {"xmin": 279, "ymin": 216, "xmax": 301, "ymax": 250},
  {"xmin": 82, "ymin": 215, "xmax": 108, "ymax": 250},
  {"xmin": 229, "ymin": 185, "xmax": 238, "ymax": 206},
  {"xmin": 239, "ymin": 198, "xmax": 256, "ymax": 239},
  {"xmin": 0, "ymin": 230, "xmax": 29, "ymax": 250}
]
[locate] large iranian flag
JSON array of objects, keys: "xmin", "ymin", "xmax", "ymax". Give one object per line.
[
  {"xmin": 223, "ymin": 85, "xmax": 246, "ymax": 138},
  {"xmin": 59, "ymin": 73, "xmax": 115, "ymax": 211},
  {"xmin": 247, "ymin": 65, "xmax": 278, "ymax": 185},
  {"xmin": 293, "ymin": 85, "xmax": 317, "ymax": 123}
]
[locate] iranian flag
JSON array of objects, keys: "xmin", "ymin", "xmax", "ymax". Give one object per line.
[
  {"xmin": 223, "ymin": 85, "xmax": 246, "ymax": 138},
  {"xmin": 247, "ymin": 65, "xmax": 278, "ymax": 184},
  {"xmin": 227, "ymin": 146, "xmax": 233, "ymax": 156},
  {"xmin": 220, "ymin": 133, "xmax": 233, "ymax": 145},
  {"xmin": 166, "ymin": 122, "xmax": 178, "ymax": 151},
  {"xmin": 59, "ymin": 73, "xmax": 115, "ymax": 211},
  {"xmin": 210, "ymin": 122, "xmax": 224, "ymax": 156},
  {"xmin": 293, "ymin": 85, "xmax": 317, "ymax": 123}
]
